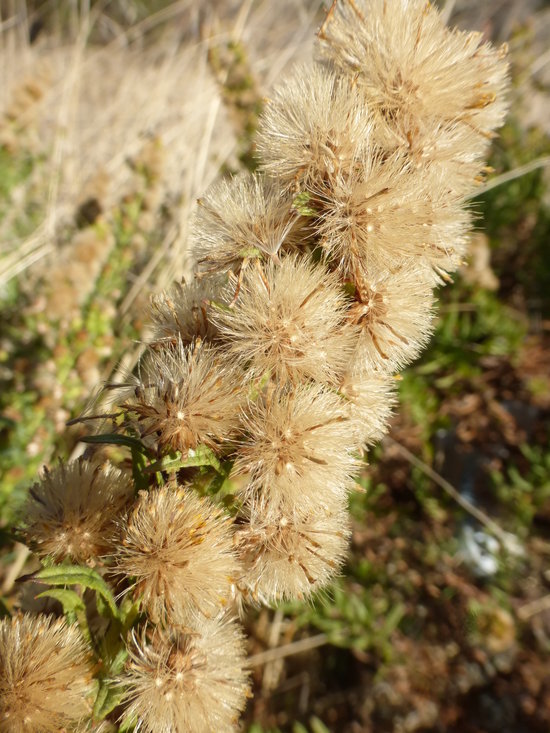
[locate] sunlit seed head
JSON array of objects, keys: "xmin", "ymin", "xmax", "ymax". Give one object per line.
[
  {"xmin": 234, "ymin": 384, "xmax": 359, "ymax": 516},
  {"xmin": 317, "ymin": 0, "xmax": 509, "ymax": 168},
  {"xmin": 115, "ymin": 485, "xmax": 241, "ymax": 624},
  {"xmin": 237, "ymin": 500, "xmax": 351, "ymax": 605},
  {"xmin": 23, "ymin": 458, "xmax": 134, "ymax": 565},
  {"xmin": 347, "ymin": 261, "xmax": 435, "ymax": 373},
  {"xmin": 193, "ymin": 172, "xmax": 307, "ymax": 276},
  {"xmin": 314, "ymin": 152, "xmax": 469, "ymax": 276},
  {"xmin": 117, "ymin": 338, "xmax": 244, "ymax": 457},
  {"xmin": 119, "ymin": 616, "xmax": 250, "ymax": 733},
  {"xmin": 338, "ymin": 360, "xmax": 396, "ymax": 448},
  {"xmin": 214, "ymin": 254, "xmax": 358, "ymax": 386},
  {"xmin": 258, "ymin": 62, "xmax": 372, "ymax": 187},
  {"xmin": 0, "ymin": 614, "xmax": 95, "ymax": 733}
]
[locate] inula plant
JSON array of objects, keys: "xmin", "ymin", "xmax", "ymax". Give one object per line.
[{"xmin": 1, "ymin": 1, "xmax": 510, "ymax": 731}]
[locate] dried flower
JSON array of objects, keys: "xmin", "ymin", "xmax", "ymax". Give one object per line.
[
  {"xmin": 314, "ymin": 150, "xmax": 470, "ymax": 277},
  {"xmin": 214, "ymin": 254, "xmax": 357, "ymax": 386},
  {"xmin": 339, "ymin": 365, "xmax": 395, "ymax": 447},
  {"xmin": 193, "ymin": 173, "xmax": 305, "ymax": 275},
  {"xmin": 149, "ymin": 275, "xmax": 226, "ymax": 346},
  {"xmin": 237, "ymin": 501, "xmax": 351, "ymax": 604},
  {"xmin": 119, "ymin": 339, "xmax": 243, "ymax": 457},
  {"xmin": 234, "ymin": 384, "xmax": 359, "ymax": 516},
  {"xmin": 348, "ymin": 261, "xmax": 435, "ymax": 373},
  {"xmin": 318, "ymin": 0, "xmax": 509, "ymax": 185},
  {"xmin": 0, "ymin": 613, "xmax": 94, "ymax": 733},
  {"xmin": 115, "ymin": 486, "xmax": 240, "ymax": 624},
  {"xmin": 23, "ymin": 458, "xmax": 133, "ymax": 565},
  {"xmin": 119, "ymin": 616, "xmax": 250, "ymax": 733},
  {"xmin": 258, "ymin": 63, "xmax": 372, "ymax": 187}
]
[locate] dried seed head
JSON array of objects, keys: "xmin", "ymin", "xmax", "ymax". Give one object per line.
[
  {"xmin": 23, "ymin": 458, "xmax": 133, "ymax": 565},
  {"xmin": 115, "ymin": 486, "xmax": 240, "ymax": 624},
  {"xmin": 348, "ymin": 261, "xmax": 435, "ymax": 373},
  {"xmin": 234, "ymin": 384, "xmax": 359, "ymax": 516},
  {"xmin": 0, "ymin": 614, "xmax": 95, "ymax": 733},
  {"xmin": 339, "ymin": 366, "xmax": 395, "ymax": 447},
  {"xmin": 318, "ymin": 0, "xmax": 509, "ymax": 173},
  {"xmin": 193, "ymin": 173, "xmax": 306, "ymax": 275},
  {"xmin": 258, "ymin": 63, "xmax": 372, "ymax": 187},
  {"xmin": 214, "ymin": 255, "xmax": 357, "ymax": 386},
  {"xmin": 119, "ymin": 339, "xmax": 243, "ymax": 457},
  {"xmin": 314, "ymin": 152, "xmax": 469, "ymax": 276},
  {"xmin": 237, "ymin": 501, "xmax": 351, "ymax": 604},
  {"xmin": 119, "ymin": 616, "xmax": 250, "ymax": 733},
  {"xmin": 149, "ymin": 276, "xmax": 226, "ymax": 346}
]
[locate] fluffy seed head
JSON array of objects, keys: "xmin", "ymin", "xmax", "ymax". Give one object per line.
[
  {"xmin": 314, "ymin": 152, "xmax": 469, "ymax": 276},
  {"xmin": 237, "ymin": 501, "xmax": 351, "ymax": 605},
  {"xmin": 0, "ymin": 614, "xmax": 95, "ymax": 733},
  {"xmin": 338, "ymin": 365, "xmax": 395, "ymax": 447},
  {"xmin": 348, "ymin": 261, "xmax": 435, "ymax": 373},
  {"xmin": 119, "ymin": 616, "xmax": 250, "ymax": 733},
  {"xmin": 119, "ymin": 339, "xmax": 243, "ymax": 457},
  {"xmin": 149, "ymin": 276, "xmax": 226, "ymax": 346},
  {"xmin": 115, "ymin": 486, "xmax": 240, "ymax": 624},
  {"xmin": 234, "ymin": 384, "xmax": 359, "ymax": 516},
  {"xmin": 258, "ymin": 63, "xmax": 372, "ymax": 187},
  {"xmin": 193, "ymin": 173, "xmax": 306, "ymax": 275},
  {"xmin": 23, "ymin": 458, "xmax": 133, "ymax": 565},
  {"xmin": 318, "ymin": 0, "xmax": 509, "ymax": 168},
  {"xmin": 214, "ymin": 255, "xmax": 357, "ymax": 386}
]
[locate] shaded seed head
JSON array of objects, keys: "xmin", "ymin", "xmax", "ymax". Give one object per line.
[
  {"xmin": 23, "ymin": 458, "xmax": 134, "ymax": 565},
  {"xmin": 119, "ymin": 616, "xmax": 250, "ymax": 733},
  {"xmin": 149, "ymin": 275, "xmax": 226, "ymax": 347},
  {"xmin": 0, "ymin": 613, "xmax": 95, "ymax": 733},
  {"xmin": 115, "ymin": 485, "xmax": 240, "ymax": 624},
  {"xmin": 214, "ymin": 254, "xmax": 357, "ymax": 386}
]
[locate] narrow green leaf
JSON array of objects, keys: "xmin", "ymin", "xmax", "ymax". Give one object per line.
[
  {"xmin": 36, "ymin": 588, "xmax": 85, "ymax": 614},
  {"xmin": 309, "ymin": 716, "xmax": 331, "ymax": 733},
  {"xmin": 145, "ymin": 445, "xmax": 221, "ymax": 474},
  {"xmin": 34, "ymin": 564, "xmax": 119, "ymax": 620},
  {"xmin": 93, "ymin": 680, "xmax": 125, "ymax": 720},
  {"xmin": 81, "ymin": 433, "xmax": 148, "ymax": 453}
]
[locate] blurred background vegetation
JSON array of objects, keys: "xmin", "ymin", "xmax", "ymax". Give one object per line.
[{"xmin": 0, "ymin": 1, "xmax": 549, "ymax": 731}]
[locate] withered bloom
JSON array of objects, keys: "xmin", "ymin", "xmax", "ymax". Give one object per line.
[
  {"xmin": 0, "ymin": 614, "xmax": 95, "ymax": 733},
  {"xmin": 119, "ymin": 616, "xmax": 250, "ymax": 733},
  {"xmin": 115, "ymin": 485, "xmax": 240, "ymax": 624},
  {"xmin": 23, "ymin": 458, "xmax": 133, "ymax": 565},
  {"xmin": 214, "ymin": 255, "xmax": 357, "ymax": 386},
  {"xmin": 119, "ymin": 338, "xmax": 243, "ymax": 457}
]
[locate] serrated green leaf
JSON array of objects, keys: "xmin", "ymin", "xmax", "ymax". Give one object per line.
[{"xmin": 34, "ymin": 564, "xmax": 119, "ymax": 619}]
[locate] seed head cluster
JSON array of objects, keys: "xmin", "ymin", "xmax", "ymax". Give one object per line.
[{"xmin": 16, "ymin": 3, "xmax": 509, "ymax": 732}]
